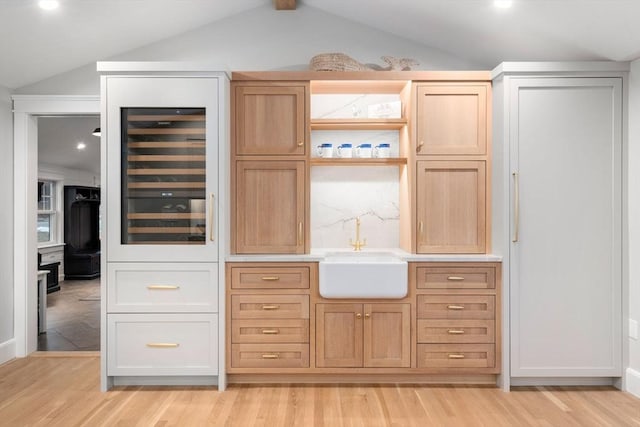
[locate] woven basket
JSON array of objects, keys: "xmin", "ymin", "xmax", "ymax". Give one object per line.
[{"xmin": 309, "ymin": 53, "xmax": 370, "ymax": 72}]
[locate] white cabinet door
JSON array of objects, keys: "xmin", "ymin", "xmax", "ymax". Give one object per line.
[
  {"xmin": 105, "ymin": 76, "xmax": 220, "ymax": 262},
  {"xmin": 510, "ymin": 78, "xmax": 622, "ymax": 377}
]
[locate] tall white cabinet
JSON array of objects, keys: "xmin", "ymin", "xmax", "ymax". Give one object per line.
[
  {"xmin": 99, "ymin": 63, "xmax": 228, "ymax": 390},
  {"xmin": 492, "ymin": 62, "xmax": 627, "ymax": 387}
]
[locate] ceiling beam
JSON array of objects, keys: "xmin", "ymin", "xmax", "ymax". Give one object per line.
[{"xmin": 274, "ymin": 0, "xmax": 296, "ymax": 10}]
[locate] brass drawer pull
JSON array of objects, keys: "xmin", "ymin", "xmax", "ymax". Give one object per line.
[
  {"xmin": 262, "ymin": 305, "xmax": 280, "ymax": 310},
  {"xmin": 146, "ymin": 342, "xmax": 179, "ymax": 348},
  {"xmin": 447, "ymin": 276, "xmax": 465, "ymax": 281},
  {"xmin": 262, "ymin": 329, "xmax": 280, "ymax": 335},
  {"xmin": 147, "ymin": 285, "xmax": 180, "ymax": 290},
  {"xmin": 447, "ymin": 330, "xmax": 465, "ymax": 335},
  {"xmin": 261, "ymin": 276, "xmax": 280, "ymax": 281},
  {"xmin": 262, "ymin": 354, "xmax": 279, "ymax": 359},
  {"xmin": 447, "ymin": 305, "xmax": 465, "ymax": 310},
  {"xmin": 448, "ymin": 354, "xmax": 465, "ymax": 359}
]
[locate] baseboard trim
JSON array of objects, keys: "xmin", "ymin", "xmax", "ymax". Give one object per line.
[
  {"xmin": 229, "ymin": 373, "xmax": 498, "ymax": 385},
  {"xmin": 112, "ymin": 376, "xmax": 218, "ymax": 387},
  {"xmin": 510, "ymin": 377, "xmax": 616, "ymax": 387},
  {"xmin": 0, "ymin": 338, "xmax": 16, "ymax": 365},
  {"xmin": 625, "ymin": 368, "xmax": 640, "ymax": 398}
]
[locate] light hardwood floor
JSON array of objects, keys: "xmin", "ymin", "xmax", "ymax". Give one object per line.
[{"xmin": 0, "ymin": 354, "xmax": 638, "ymax": 426}]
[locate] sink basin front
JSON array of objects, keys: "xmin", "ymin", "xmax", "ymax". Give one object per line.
[{"xmin": 319, "ymin": 252, "xmax": 408, "ymax": 299}]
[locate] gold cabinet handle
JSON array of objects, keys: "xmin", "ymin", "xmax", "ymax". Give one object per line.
[
  {"xmin": 356, "ymin": 313, "xmax": 362, "ymax": 319},
  {"xmin": 448, "ymin": 354, "xmax": 465, "ymax": 359},
  {"xmin": 418, "ymin": 221, "xmax": 424, "ymax": 243},
  {"xmin": 447, "ymin": 276, "xmax": 465, "ymax": 281},
  {"xmin": 262, "ymin": 354, "xmax": 279, "ymax": 359},
  {"xmin": 298, "ymin": 222, "xmax": 303, "ymax": 246},
  {"xmin": 447, "ymin": 305, "xmax": 465, "ymax": 310},
  {"xmin": 512, "ymin": 172, "xmax": 519, "ymax": 243},
  {"xmin": 447, "ymin": 330, "xmax": 465, "ymax": 335},
  {"xmin": 146, "ymin": 343, "xmax": 179, "ymax": 348},
  {"xmin": 209, "ymin": 193, "xmax": 215, "ymax": 242},
  {"xmin": 262, "ymin": 305, "xmax": 280, "ymax": 310},
  {"xmin": 262, "ymin": 329, "xmax": 280, "ymax": 335},
  {"xmin": 297, "ymin": 141, "xmax": 304, "ymax": 147},
  {"xmin": 417, "ymin": 140, "xmax": 425, "ymax": 152},
  {"xmin": 261, "ymin": 276, "xmax": 280, "ymax": 281},
  {"xmin": 365, "ymin": 313, "xmax": 370, "ymax": 319},
  {"xmin": 147, "ymin": 285, "xmax": 180, "ymax": 290}
]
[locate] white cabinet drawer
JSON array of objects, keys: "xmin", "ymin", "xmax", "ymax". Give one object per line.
[
  {"xmin": 107, "ymin": 263, "xmax": 218, "ymax": 313},
  {"xmin": 107, "ymin": 313, "xmax": 218, "ymax": 376},
  {"xmin": 41, "ymin": 251, "xmax": 63, "ymax": 264}
]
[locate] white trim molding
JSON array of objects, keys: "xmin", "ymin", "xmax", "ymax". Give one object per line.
[
  {"xmin": 0, "ymin": 339, "xmax": 16, "ymax": 365},
  {"xmin": 11, "ymin": 94, "xmax": 99, "ymax": 357},
  {"xmin": 626, "ymin": 368, "xmax": 640, "ymax": 398}
]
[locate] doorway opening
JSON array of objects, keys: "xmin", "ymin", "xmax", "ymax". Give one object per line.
[
  {"xmin": 37, "ymin": 116, "xmax": 101, "ymax": 351},
  {"xmin": 12, "ymin": 95, "xmax": 100, "ymax": 357}
]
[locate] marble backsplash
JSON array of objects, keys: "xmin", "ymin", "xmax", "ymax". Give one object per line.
[{"xmin": 310, "ymin": 166, "xmax": 400, "ymax": 249}]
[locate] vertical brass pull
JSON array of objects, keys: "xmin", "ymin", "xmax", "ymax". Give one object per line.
[
  {"xmin": 356, "ymin": 313, "xmax": 362, "ymax": 319},
  {"xmin": 419, "ymin": 221, "xmax": 424, "ymax": 240},
  {"xmin": 417, "ymin": 140, "xmax": 425, "ymax": 152},
  {"xmin": 447, "ymin": 305, "xmax": 465, "ymax": 310},
  {"xmin": 209, "ymin": 193, "xmax": 215, "ymax": 242},
  {"xmin": 512, "ymin": 172, "xmax": 519, "ymax": 243},
  {"xmin": 298, "ymin": 222, "xmax": 303, "ymax": 246},
  {"xmin": 448, "ymin": 354, "xmax": 465, "ymax": 359}
]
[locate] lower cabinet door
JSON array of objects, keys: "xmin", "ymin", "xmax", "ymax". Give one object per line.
[
  {"xmin": 107, "ymin": 313, "xmax": 218, "ymax": 376},
  {"xmin": 316, "ymin": 303, "xmax": 363, "ymax": 368},
  {"xmin": 363, "ymin": 303, "xmax": 411, "ymax": 368}
]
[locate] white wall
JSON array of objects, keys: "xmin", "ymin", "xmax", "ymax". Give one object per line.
[
  {"xmin": 0, "ymin": 84, "xmax": 14, "ymax": 357},
  {"xmin": 39, "ymin": 164, "xmax": 100, "ymax": 188},
  {"xmin": 627, "ymin": 58, "xmax": 640, "ymax": 396},
  {"xmin": 16, "ymin": 4, "xmax": 478, "ymax": 95}
]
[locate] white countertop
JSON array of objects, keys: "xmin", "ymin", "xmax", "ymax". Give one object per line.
[{"xmin": 226, "ymin": 248, "xmax": 502, "ymax": 263}]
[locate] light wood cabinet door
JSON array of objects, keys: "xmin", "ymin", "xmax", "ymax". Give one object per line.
[
  {"xmin": 415, "ymin": 84, "xmax": 487, "ymax": 156},
  {"xmin": 316, "ymin": 303, "xmax": 363, "ymax": 368},
  {"xmin": 235, "ymin": 161, "xmax": 305, "ymax": 253},
  {"xmin": 235, "ymin": 85, "xmax": 306, "ymax": 156},
  {"xmin": 416, "ymin": 160, "xmax": 486, "ymax": 253},
  {"xmin": 363, "ymin": 303, "xmax": 411, "ymax": 368}
]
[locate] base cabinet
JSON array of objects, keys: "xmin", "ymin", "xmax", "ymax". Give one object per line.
[
  {"xmin": 228, "ymin": 261, "xmax": 500, "ymax": 379},
  {"xmin": 316, "ymin": 303, "xmax": 411, "ymax": 368}
]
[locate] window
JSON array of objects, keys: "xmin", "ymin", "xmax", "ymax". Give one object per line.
[{"xmin": 37, "ymin": 180, "xmax": 57, "ymax": 244}]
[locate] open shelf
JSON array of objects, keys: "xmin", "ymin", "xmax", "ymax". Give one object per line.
[
  {"xmin": 310, "ymin": 118, "xmax": 407, "ymax": 130},
  {"xmin": 310, "ymin": 158, "xmax": 407, "ymax": 166}
]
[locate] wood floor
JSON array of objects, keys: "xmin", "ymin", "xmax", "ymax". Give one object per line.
[{"xmin": 1, "ymin": 355, "xmax": 639, "ymax": 426}]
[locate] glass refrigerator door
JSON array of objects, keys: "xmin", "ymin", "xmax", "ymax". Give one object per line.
[{"xmin": 121, "ymin": 108, "xmax": 207, "ymax": 245}]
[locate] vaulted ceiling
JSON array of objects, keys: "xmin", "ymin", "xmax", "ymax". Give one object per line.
[{"xmin": 1, "ymin": 0, "xmax": 638, "ymax": 89}]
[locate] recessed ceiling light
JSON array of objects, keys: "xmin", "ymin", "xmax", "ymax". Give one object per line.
[
  {"xmin": 494, "ymin": 0, "xmax": 513, "ymax": 8},
  {"xmin": 77, "ymin": 142, "xmax": 86, "ymax": 150},
  {"xmin": 38, "ymin": 0, "xmax": 60, "ymax": 11}
]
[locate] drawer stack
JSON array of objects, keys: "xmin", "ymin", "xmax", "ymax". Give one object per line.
[
  {"xmin": 228, "ymin": 264, "xmax": 312, "ymax": 370},
  {"xmin": 106, "ymin": 263, "xmax": 219, "ymax": 376},
  {"xmin": 414, "ymin": 263, "xmax": 500, "ymax": 373}
]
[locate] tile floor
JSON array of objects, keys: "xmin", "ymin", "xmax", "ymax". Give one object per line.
[{"xmin": 37, "ymin": 278, "xmax": 100, "ymax": 351}]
